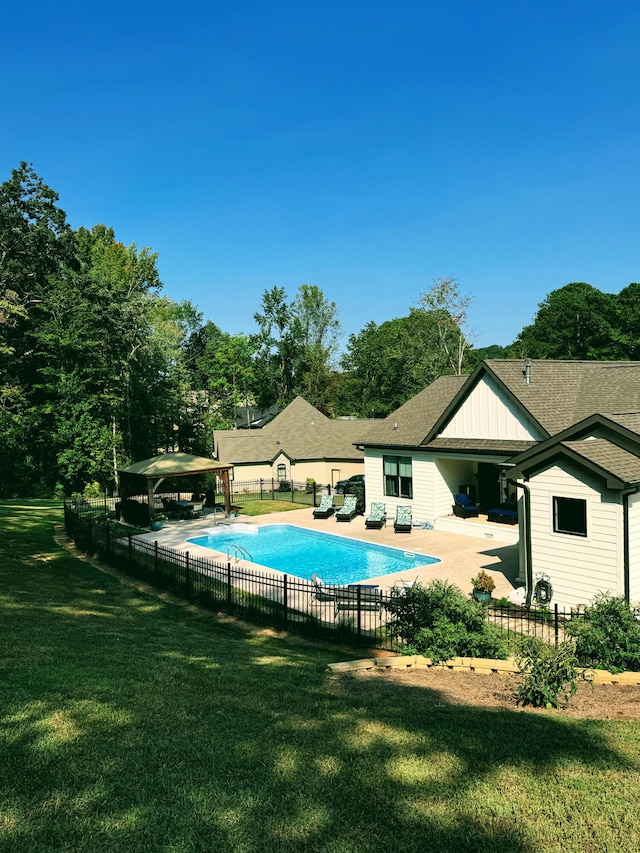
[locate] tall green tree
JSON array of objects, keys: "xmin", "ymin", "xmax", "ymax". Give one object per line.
[
  {"xmin": 252, "ymin": 284, "xmax": 340, "ymax": 412},
  {"xmin": 511, "ymin": 282, "xmax": 621, "ymax": 359},
  {"xmin": 338, "ymin": 309, "xmax": 451, "ymax": 417},
  {"xmin": 416, "ymin": 276, "xmax": 472, "ymax": 375}
]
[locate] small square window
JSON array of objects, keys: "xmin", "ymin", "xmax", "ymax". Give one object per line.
[{"xmin": 553, "ymin": 497, "xmax": 587, "ymax": 537}]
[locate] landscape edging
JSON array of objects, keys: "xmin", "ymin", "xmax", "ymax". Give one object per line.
[{"xmin": 327, "ymin": 655, "xmax": 640, "ymax": 684}]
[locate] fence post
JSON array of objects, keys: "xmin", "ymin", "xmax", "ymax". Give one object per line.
[
  {"xmin": 554, "ymin": 603, "xmax": 559, "ymax": 647},
  {"xmin": 154, "ymin": 540, "xmax": 158, "ymax": 577},
  {"xmin": 283, "ymin": 574, "xmax": 288, "ymax": 623},
  {"xmin": 227, "ymin": 562, "xmax": 232, "ymax": 609},
  {"xmin": 185, "ymin": 552, "xmax": 191, "ymax": 597},
  {"xmin": 271, "ymin": 479, "xmax": 275, "ymax": 500},
  {"xmin": 260, "ymin": 479, "xmax": 263, "ymax": 501},
  {"xmin": 356, "ymin": 585, "xmax": 362, "ymax": 636}
]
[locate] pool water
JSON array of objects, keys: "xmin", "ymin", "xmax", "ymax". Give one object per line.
[{"xmin": 186, "ymin": 523, "xmax": 440, "ymax": 585}]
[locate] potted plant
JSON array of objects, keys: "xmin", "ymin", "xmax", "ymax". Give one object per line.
[
  {"xmin": 151, "ymin": 514, "xmax": 166, "ymax": 531},
  {"xmin": 471, "ymin": 570, "xmax": 495, "ymax": 603}
]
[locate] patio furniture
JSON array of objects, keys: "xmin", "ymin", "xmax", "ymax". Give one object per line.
[
  {"xmin": 452, "ymin": 493, "xmax": 479, "ymax": 519},
  {"xmin": 311, "ymin": 573, "xmax": 336, "ymax": 602},
  {"xmin": 487, "ymin": 508, "xmax": 518, "ymax": 525},
  {"xmin": 336, "ymin": 495, "xmax": 358, "ymax": 522},
  {"xmin": 334, "ymin": 584, "xmax": 382, "ymax": 614},
  {"xmin": 365, "ymin": 502, "xmax": 386, "ymax": 529},
  {"xmin": 313, "ymin": 495, "xmax": 335, "ymax": 519},
  {"xmin": 115, "ymin": 499, "xmax": 150, "ymax": 527},
  {"xmin": 394, "ymin": 505, "xmax": 412, "ymax": 533}
]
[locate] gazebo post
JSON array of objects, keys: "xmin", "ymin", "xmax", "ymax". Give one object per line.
[
  {"xmin": 220, "ymin": 469, "xmax": 231, "ymax": 513},
  {"xmin": 147, "ymin": 479, "xmax": 156, "ymax": 519}
]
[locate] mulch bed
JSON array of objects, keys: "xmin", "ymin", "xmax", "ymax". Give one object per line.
[{"xmin": 349, "ymin": 666, "xmax": 640, "ymax": 719}]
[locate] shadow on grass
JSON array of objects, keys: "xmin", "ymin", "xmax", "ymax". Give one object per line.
[{"xmin": 1, "ymin": 500, "xmax": 639, "ymax": 852}]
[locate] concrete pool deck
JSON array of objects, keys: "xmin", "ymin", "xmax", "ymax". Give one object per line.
[{"xmin": 136, "ymin": 506, "xmax": 521, "ymax": 600}]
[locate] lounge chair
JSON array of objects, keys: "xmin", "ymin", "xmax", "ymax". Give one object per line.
[
  {"xmin": 336, "ymin": 495, "xmax": 358, "ymax": 522},
  {"xmin": 452, "ymin": 493, "xmax": 479, "ymax": 519},
  {"xmin": 334, "ymin": 584, "xmax": 382, "ymax": 614},
  {"xmin": 394, "ymin": 505, "xmax": 412, "ymax": 533},
  {"xmin": 311, "ymin": 573, "xmax": 336, "ymax": 602},
  {"xmin": 313, "ymin": 495, "xmax": 335, "ymax": 519},
  {"xmin": 365, "ymin": 501, "xmax": 386, "ymax": 529}
]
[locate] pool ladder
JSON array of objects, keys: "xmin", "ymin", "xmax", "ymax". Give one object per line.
[{"xmin": 227, "ymin": 544, "xmax": 253, "ymax": 564}]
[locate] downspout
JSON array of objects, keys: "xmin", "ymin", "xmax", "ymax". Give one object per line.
[
  {"xmin": 622, "ymin": 487, "xmax": 640, "ymax": 604},
  {"xmin": 509, "ymin": 478, "xmax": 533, "ymax": 608}
]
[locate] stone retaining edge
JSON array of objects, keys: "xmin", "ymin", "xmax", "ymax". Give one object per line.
[{"xmin": 326, "ymin": 655, "xmax": 640, "ymax": 684}]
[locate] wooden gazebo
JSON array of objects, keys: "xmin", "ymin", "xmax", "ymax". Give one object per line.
[{"xmin": 118, "ymin": 453, "xmax": 233, "ymax": 517}]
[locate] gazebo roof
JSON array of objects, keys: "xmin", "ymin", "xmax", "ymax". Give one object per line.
[{"xmin": 119, "ymin": 452, "xmax": 232, "ymax": 479}]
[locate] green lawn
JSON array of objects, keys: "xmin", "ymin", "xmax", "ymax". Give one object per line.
[{"xmin": 2, "ymin": 500, "xmax": 640, "ymax": 852}]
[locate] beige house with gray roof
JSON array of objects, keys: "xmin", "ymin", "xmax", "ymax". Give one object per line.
[
  {"xmin": 359, "ymin": 360, "xmax": 640, "ymax": 609},
  {"xmin": 214, "ymin": 396, "xmax": 377, "ymax": 489}
]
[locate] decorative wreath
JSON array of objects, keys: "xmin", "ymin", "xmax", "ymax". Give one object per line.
[{"xmin": 533, "ymin": 578, "xmax": 553, "ymax": 605}]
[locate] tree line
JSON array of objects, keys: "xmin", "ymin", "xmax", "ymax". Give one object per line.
[{"xmin": 1, "ymin": 163, "xmax": 638, "ymax": 497}]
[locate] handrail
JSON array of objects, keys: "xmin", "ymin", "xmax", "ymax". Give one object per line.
[{"xmin": 227, "ymin": 543, "xmax": 253, "ymax": 563}]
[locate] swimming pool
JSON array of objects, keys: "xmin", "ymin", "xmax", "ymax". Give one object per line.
[{"xmin": 186, "ymin": 524, "xmax": 440, "ymax": 585}]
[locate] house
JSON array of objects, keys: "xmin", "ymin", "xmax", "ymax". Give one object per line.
[
  {"xmin": 214, "ymin": 396, "xmax": 378, "ymax": 489},
  {"xmin": 358, "ymin": 360, "xmax": 640, "ymax": 609}
]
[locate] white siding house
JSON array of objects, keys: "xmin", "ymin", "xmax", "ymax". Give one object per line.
[{"xmin": 361, "ymin": 360, "xmax": 640, "ymax": 609}]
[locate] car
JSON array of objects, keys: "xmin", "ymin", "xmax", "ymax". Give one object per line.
[{"xmin": 335, "ymin": 474, "xmax": 365, "ymax": 494}]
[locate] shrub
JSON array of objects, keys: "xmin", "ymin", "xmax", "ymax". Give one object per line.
[
  {"xmin": 471, "ymin": 570, "xmax": 495, "ymax": 594},
  {"xmin": 277, "ymin": 481, "xmax": 291, "ymax": 492},
  {"xmin": 516, "ymin": 638, "xmax": 583, "ymax": 709},
  {"xmin": 386, "ymin": 579, "xmax": 507, "ymax": 663},
  {"xmin": 565, "ymin": 594, "xmax": 640, "ymax": 673}
]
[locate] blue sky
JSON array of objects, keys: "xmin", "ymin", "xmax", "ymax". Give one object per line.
[{"xmin": 3, "ymin": 1, "xmax": 639, "ymax": 351}]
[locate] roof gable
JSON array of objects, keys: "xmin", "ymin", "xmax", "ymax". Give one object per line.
[
  {"xmin": 438, "ymin": 372, "xmax": 546, "ymax": 442},
  {"xmin": 508, "ymin": 414, "xmax": 640, "ymax": 488}
]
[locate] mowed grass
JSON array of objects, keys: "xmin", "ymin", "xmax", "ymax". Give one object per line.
[{"xmin": 2, "ymin": 501, "xmax": 640, "ymax": 852}]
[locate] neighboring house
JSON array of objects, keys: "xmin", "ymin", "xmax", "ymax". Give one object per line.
[
  {"xmin": 358, "ymin": 360, "xmax": 640, "ymax": 609},
  {"xmin": 214, "ymin": 396, "xmax": 378, "ymax": 489}
]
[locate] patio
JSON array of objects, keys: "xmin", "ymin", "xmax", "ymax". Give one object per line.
[{"xmin": 136, "ymin": 505, "xmax": 521, "ymax": 600}]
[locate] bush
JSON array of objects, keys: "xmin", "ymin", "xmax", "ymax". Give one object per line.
[
  {"xmin": 277, "ymin": 481, "xmax": 291, "ymax": 492},
  {"xmin": 565, "ymin": 594, "xmax": 640, "ymax": 673},
  {"xmin": 386, "ymin": 579, "xmax": 507, "ymax": 663},
  {"xmin": 516, "ymin": 638, "xmax": 583, "ymax": 709}
]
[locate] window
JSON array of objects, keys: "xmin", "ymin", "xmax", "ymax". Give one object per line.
[
  {"xmin": 553, "ymin": 496, "xmax": 587, "ymax": 537},
  {"xmin": 276, "ymin": 464, "xmax": 287, "ymax": 481},
  {"xmin": 383, "ymin": 455, "xmax": 413, "ymax": 499}
]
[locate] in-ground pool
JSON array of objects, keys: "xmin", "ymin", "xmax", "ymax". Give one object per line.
[{"xmin": 186, "ymin": 524, "xmax": 440, "ymax": 585}]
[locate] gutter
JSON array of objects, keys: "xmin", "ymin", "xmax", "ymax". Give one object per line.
[
  {"xmin": 622, "ymin": 486, "xmax": 640, "ymax": 604},
  {"xmin": 509, "ymin": 477, "xmax": 533, "ymax": 608}
]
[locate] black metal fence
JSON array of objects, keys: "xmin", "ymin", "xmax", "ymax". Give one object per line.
[{"xmin": 64, "ymin": 500, "xmax": 584, "ymax": 654}]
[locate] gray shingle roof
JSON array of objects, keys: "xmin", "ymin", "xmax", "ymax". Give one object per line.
[
  {"xmin": 484, "ymin": 360, "xmax": 640, "ymax": 436},
  {"xmin": 561, "ymin": 438, "xmax": 640, "ymax": 485},
  {"xmin": 215, "ymin": 396, "xmax": 379, "ymax": 465},
  {"xmin": 359, "ymin": 375, "xmax": 467, "ymax": 447}
]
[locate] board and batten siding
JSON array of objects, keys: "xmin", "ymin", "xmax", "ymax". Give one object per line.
[
  {"xmin": 527, "ymin": 461, "xmax": 623, "ymax": 609},
  {"xmin": 628, "ymin": 491, "xmax": 640, "ymax": 604},
  {"xmin": 440, "ymin": 374, "xmax": 544, "ymax": 441}
]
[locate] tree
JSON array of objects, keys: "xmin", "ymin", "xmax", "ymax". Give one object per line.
[
  {"xmin": 511, "ymin": 282, "xmax": 620, "ymax": 360},
  {"xmin": 290, "ymin": 284, "xmax": 340, "ymax": 412},
  {"xmin": 252, "ymin": 284, "xmax": 341, "ymax": 412},
  {"xmin": 0, "ymin": 163, "xmax": 75, "ymax": 494},
  {"xmin": 338, "ymin": 310, "xmax": 451, "ymax": 417},
  {"xmin": 184, "ymin": 321, "xmax": 256, "ymax": 442},
  {"xmin": 416, "ymin": 277, "xmax": 473, "ymax": 375}
]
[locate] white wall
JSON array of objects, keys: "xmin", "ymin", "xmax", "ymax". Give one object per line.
[
  {"xmin": 527, "ymin": 461, "xmax": 623, "ymax": 609},
  {"xmin": 628, "ymin": 491, "xmax": 640, "ymax": 605},
  {"xmin": 364, "ymin": 449, "xmax": 439, "ymax": 523},
  {"xmin": 440, "ymin": 374, "xmax": 544, "ymax": 441}
]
